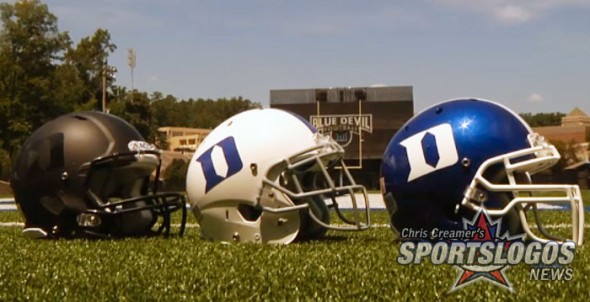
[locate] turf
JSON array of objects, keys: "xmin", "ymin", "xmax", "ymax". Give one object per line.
[{"xmin": 0, "ymin": 210, "xmax": 589, "ymax": 301}]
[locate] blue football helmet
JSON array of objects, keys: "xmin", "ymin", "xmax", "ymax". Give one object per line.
[{"xmin": 380, "ymin": 98, "xmax": 584, "ymax": 245}]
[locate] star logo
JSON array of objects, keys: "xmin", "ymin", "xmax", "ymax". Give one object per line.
[{"xmin": 448, "ymin": 210, "xmax": 525, "ymax": 293}]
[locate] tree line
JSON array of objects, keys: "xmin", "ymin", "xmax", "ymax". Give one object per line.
[
  {"xmin": 0, "ymin": 1, "xmax": 260, "ymax": 180},
  {"xmin": 519, "ymin": 112, "xmax": 565, "ymax": 127}
]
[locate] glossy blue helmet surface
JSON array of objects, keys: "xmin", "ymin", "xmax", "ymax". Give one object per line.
[
  {"xmin": 381, "ymin": 98, "xmax": 584, "ymax": 244},
  {"xmin": 381, "ymin": 98, "xmax": 534, "ymax": 234}
]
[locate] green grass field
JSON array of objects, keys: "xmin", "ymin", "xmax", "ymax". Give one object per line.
[{"xmin": 1, "ymin": 208, "xmax": 589, "ymax": 301}]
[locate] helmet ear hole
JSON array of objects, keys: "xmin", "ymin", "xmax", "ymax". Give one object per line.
[{"xmin": 237, "ymin": 204, "xmax": 262, "ymax": 222}]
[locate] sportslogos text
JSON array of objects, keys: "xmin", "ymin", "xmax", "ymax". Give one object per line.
[
  {"xmin": 398, "ymin": 241, "xmax": 575, "ymax": 266},
  {"xmin": 396, "ymin": 210, "xmax": 577, "ymax": 292}
]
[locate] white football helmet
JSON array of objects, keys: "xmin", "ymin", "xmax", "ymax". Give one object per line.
[{"xmin": 186, "ymin": 108, "xmax": 370, "ymax": 244}]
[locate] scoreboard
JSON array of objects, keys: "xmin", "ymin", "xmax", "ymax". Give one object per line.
[{"xmin": 270, "ymin": 86, "xmax": 414, "ymax": 188}]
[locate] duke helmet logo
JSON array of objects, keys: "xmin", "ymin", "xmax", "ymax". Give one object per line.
[
  {"xmin": 196, "ymin": 136, "xmax": 243, "ymax": 192},
  {"xmin": 400, "ymin": 123, "xmax": 459, "ymax": 182}
]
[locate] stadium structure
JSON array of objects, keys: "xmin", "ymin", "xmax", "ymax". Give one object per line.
[{"xmin": 270, "ymin": 85, "xmax": 414, "ymax": 189}]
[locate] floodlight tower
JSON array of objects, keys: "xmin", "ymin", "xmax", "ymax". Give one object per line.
[{"xmin": 128, "ymin": 48, "xmax": 136, "ymax": 100}]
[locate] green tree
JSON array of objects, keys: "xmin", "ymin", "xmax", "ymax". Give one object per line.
[
  {"xmin": 162, "ymin": 158, "xmax": 189, "ymax": 191},
  {"xmin": 151, "ymin": 92, "xmax": 180, "ymax": 128},
  {"xmin": 0, "ymin": 148, "xmax": 9, "ymax": 180},
  {"xmin": 0, "ymin": 0, "xmax": 260, "ymax": 183},
  {"xmin": 0, "ymin": 0, "xmax": 71, "ymax": 156},
  {"xmin": 109, "ymin": 91, "xmax": 154, "ymax": 141},
  {"xmin": 0, "ymin": 1, "xmax": 118, "ymax": 180},
  {"xmin": 112, "ymin": 93, "xmax": 261, "ymax": 144},
  {"xmin": 64, "ymin": 28, "xmax": 117, "ymax": 111},
  {"xmin": 519, "ymin": 112, "xmax": 565, "ymax": 127},
  {"xmin": 178, "ymin": 96, "xmax": 261, "ymax": 129}
]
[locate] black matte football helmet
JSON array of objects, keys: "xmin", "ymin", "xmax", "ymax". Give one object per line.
[{"xmin": 10, "ymin": 111, "xmax": 187, "ymax": 239}]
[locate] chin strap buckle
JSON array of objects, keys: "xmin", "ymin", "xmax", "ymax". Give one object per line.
[{"xmin": 457, "ymin": 186, "xmax": 488, "ymax": 214}]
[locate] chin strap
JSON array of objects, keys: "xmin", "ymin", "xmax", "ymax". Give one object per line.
[{"xmin": 22, "ymin": 228, "xmax": 49, "ymax": 239}]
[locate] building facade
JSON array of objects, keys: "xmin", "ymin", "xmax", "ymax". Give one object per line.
[
  {"xmin": 533, "ymin": 107, "xmax": 590, "ymax": 189},
  {"xmin": 533, "ymin": 107, "xmax": 590, "ymax": 144},
  {"xmin": 270, "ymin": 86, "xmax": 414, "ymax": 188},
  {"xmin": 157, "ymin": 126, "xmax": 211, "ymax": 152}
]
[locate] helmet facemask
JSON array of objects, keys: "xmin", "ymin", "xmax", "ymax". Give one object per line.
[
  {"xmin": 78, "ymin": 150, "xmax": 187, "ymax": 238},
  {"xmin": 259, "ymin": 133, "xmax": 371, "ymax": 240},
  {"xmin": 460, "ymin": 133, "xmax": 584, "ymax": 245}
]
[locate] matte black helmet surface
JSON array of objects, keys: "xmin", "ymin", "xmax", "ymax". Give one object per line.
[{"xmin": 10, "ymin": 111, "xmax": 187, "ymax": 239}]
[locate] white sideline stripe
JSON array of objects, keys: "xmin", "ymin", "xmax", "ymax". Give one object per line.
[
  {"xmin": 2, "ymin": 222, "xmax": 590, "ymax": 229},
  {"xmin": 0, "ymin": 222, "xmax": 391, "ymax": 228},
  {"xmin": 0, "ymin": 195, "xmax": 581, "ymax": 211},
  {"xmin": 334, "ymin": 223, "xmax": 590, "ymax": 229},
  {"xmin": 325, "ymin": 194, "xmax": 579, "ymax": 210},
  {"xmin": 0, "ymin": 222, "xmax": 24, "ymax": 227},
  {"xmin": 0, "ymin": 198, "xmax": 16, "ymax": 211}
]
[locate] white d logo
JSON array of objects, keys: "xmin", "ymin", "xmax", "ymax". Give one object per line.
[{"xmin": 400, "ymin": 123, "xmax": 459, "ymax": 182}]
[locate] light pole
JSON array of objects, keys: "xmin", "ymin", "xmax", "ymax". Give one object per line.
[
  {"xmin": 102, "ymin": 64, "xmax": 117, "ymax": 113},
  {"xmin": 128, "ymin": 48, "xmax": 136, "ymax": 95}
]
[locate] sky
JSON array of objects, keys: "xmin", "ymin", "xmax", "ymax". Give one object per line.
[{"xmin": 42, "ymin": 0, "xmax": 590, "ymax": 114}]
